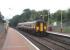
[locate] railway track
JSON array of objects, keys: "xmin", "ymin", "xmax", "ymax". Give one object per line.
[
  {"xmin": 42, "ymin": 37, "xmax": 70, "ymax": 50},
  {"xmin": 19, "ymin": 31, "xmax": 50, "ymax": 50},
  {"xmin": 18, "ymin": 30, "xmax": 70, "ymax": 50},
  {"xmin": 47, "ymin": 33, "xmax": 70, "ymax": 45}
]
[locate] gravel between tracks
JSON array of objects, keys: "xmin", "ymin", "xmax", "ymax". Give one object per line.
[{"xmin": 18, "ymin": 30, "xmax": 70, "ymax": 50}]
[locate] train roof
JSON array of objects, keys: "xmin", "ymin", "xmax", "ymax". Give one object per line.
[
  {"xmin": 18, "ymin": 21, "xmax": 37, "ymax": 25},
  {"xmin": 17, "ymin": 20, "xmax": 46, "ymax": 25}
]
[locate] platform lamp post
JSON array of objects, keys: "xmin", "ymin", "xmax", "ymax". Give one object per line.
[{"xmin": 60, "ymin": 11, "xmax": 63, "ymax": 32}]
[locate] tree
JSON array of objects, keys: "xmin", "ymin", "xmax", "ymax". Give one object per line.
[
  {"xmin": 52, "ymin": 10, "xmax": 66, "ymax": 22},
  {"xmin": 66, "ymin": 9, "xmax": 70, "ymax": 21},
  {"xmin": 42, "ymin": 10, "xmax": 49, "ymax": 21},
  {"xmin": 0, "ymin": 12, "xmax": 4, "ymax": 20},
  {"xmin": 9, "ymin": 15, "xmax": 20, "ymax": 27},
  {"xmin": 9, "ymin": 8, "xmax": 70, "ymax": 27},
  {"xmin": 0, "ymin": 12, "xmax": 5, "ymax": 23}
]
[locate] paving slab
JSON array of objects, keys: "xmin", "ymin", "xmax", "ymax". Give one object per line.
[{"xmin": 2, "ymin": 28, "xmax": 39, "ymax": 50}]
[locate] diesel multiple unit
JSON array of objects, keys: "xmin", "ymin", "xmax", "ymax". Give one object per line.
[{"xmin": 17, "ymin": 20, "xmax": 47, "ymax": 36}]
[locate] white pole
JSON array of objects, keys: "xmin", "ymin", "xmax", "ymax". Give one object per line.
[
  {"xmin": 48, "ymin": 10, "xmax": 50, "ymax": 30},
  {"xmin": 61, "ymin": 11, "xmax": 63, "ymax": 32}
]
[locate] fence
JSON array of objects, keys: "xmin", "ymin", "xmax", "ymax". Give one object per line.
[
  {"xmin": 0, "ymin": 22, "xmax": 7, "ymax": 50},
  {"xmin": 51, "ymin": 22, "xmax": 70, "ymax": 33}
]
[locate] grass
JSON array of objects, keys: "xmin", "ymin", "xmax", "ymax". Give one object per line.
[
  {"xmin": 63, "ymin": 26, "xmax": 70, "ymax": 33},
  {"xmin": 52, "ymin": 26, "xmax": 70, "ymax": 33}
]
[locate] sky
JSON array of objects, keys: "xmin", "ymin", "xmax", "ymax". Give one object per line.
[{"xmin": 0, "ymin": 0, "xmax": 70, "ymax": 19}]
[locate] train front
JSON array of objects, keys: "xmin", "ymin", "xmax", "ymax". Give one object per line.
[{"xmin": 35, "ymin": 20, "xmax": 47, "ymax": 36}]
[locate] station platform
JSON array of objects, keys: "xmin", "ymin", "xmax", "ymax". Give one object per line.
[
  {"xmin": 2, "ymin": 28, "xmax": 40, "ymax": 50},
  {"xmin": 47, "ymin": 31, "xmax": 70, "ymax": 38}
]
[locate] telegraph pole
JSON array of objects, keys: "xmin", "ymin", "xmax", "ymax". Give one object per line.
[
  {"xmin": 61, "ymin": 11, "xmax": 63, "ymax": 32},
  {"xmin": 47, "ymin": 10, "xmax": 50, "ymax": 31}
]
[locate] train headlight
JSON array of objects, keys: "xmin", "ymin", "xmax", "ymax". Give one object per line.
[
  {"xmin": 44, "ymin": 26, "xmax": 47, "ymax": 30},
  {"xmin": 36, "ymin": 26, "xmax": 39, "ymax": 32}
]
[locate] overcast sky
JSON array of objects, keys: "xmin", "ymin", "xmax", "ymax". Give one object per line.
[{"xmin": 0, "ymin": 0, "xmax": 70, "ymax": 19}]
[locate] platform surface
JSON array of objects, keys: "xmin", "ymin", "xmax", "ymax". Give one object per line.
[
  {"xmin": 47, "ymin": 31, "xmax": 70, "ymax": 37},
  {"xmin": 2, "ymin": 28, "xmax": 39, "ymax": 50}
]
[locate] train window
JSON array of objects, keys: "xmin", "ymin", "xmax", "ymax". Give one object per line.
[{"xmin": 40, "ymin": 23, "xmax": 43, "ymax": 31}]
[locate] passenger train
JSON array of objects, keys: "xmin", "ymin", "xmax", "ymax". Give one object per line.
[{"xmin": 17, "ymin": 20, "xmax": 47, "ymax": 36}]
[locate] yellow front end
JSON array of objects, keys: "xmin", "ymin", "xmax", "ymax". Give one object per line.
[
  {"xmin": 36, "ymin": 26, "xmax": 39, "ymax": 32},
  {"xmin": 35, "ymin": 22, "xmax": 47, "ymax": 32},
  {"xmin": 40, "ymin": 23, "xmax": 43, "ymax": 32}
]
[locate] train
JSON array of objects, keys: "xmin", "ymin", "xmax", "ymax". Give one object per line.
[{"xmin": 17, "ymin": 20, "xmax": 47, "ymax": 36}]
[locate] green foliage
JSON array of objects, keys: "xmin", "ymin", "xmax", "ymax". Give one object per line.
[
  {"xmin": 9, "ymin": 8, "xmax": 70, "ymax": 27},
  {"xmin": 9, "ymin": 9, "xmax": 49, "ymax": 27},
  {"xmin": 52, "ymin": 9, "xmax": 70, "ymax": 22},
  {"xmin": 66, "ymin": 9, "xmax": 70, "ymax": 21},
  {"xmin": 0, "ymin": 12, "xmax": 5, "ymax": 23}
]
